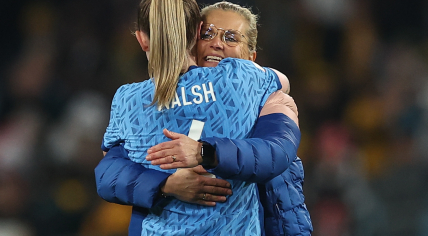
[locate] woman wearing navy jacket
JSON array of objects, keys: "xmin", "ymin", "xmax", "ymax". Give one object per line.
[{"xmin": 97, "ymin": 1, "xmax": 312, "ymax": 235}]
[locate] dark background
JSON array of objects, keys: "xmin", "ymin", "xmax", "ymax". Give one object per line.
[{"xmin": 1, "ymin": 0, "xmax": 428, "ymax": 235}]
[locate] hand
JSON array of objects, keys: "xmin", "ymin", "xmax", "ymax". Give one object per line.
[
  {"xmin": 161, "ymin": 166, "xmax": 232, "ymax": 206},
  {"xmin": 146, "ymin": 129, "xmax": 202, "ymax": 169}
]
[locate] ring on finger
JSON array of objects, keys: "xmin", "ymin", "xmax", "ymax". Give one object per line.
[
  {"xmin": 171, "ymin": 156, "xmax": 176, "ymax": 162},
  {"xmin": 202, "ymin": 193, "xmax": 206, "ymax": 200}
]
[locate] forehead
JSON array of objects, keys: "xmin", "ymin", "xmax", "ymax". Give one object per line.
[{"xmin": 204, "ymin": 9, "xmax": 249, "ymax": 33}]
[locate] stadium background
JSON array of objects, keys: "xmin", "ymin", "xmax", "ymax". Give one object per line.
[{"xmin": 1, "ymin": 0, "xmax": 428, "ymax": 235}]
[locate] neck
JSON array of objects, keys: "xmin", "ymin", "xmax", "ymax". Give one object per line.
[{"xmin": 182, "ymin": 51, "xmax": 197, "ymax": 73}]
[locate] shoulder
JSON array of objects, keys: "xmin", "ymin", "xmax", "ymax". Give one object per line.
[
  {"xmin": 114, "ymin": 81, "xmax": 149, "ymax": 98},
  {"xmin": 220, "ymin": 57, "xmax": 259, "ymax": 67},
  {"xmin": 215, "ymin": 58, "xmax": 267, "ymax": 75}
]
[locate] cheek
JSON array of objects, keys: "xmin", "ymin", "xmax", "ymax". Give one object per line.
[
  {"xmin": 240, "ymin": 44, "xmax": 252, "ymax": 60},
  {"xmin": 225, "ymin": 47, "xmax": 246, "ymax": 59},
  {"xmin": 196, "ymin": 41, "xmax": 206, "ymax": 61},
  {"xmin": 240, "ymin": 50, "xmax": 250, "ymax": 60}
]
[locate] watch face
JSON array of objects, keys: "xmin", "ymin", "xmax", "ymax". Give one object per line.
[
  {"xmin": 202, "ymin": 142, "xmax": 213, "ymax": 156},
  {"xmin": 201, "ymin": 142, "xmax": 216, "ymax": 169},
  {"xmin": 201, "ymin": 142, "xmax": 208, "ymax": 157},
  {"xmin": 201, "ymin": 144, "xmax": 205, "ymax": 157}
]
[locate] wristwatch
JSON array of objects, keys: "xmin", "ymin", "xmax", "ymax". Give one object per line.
[{"xmin": 200, "ymin": 141, "xmax": 216, "ymax": 169}]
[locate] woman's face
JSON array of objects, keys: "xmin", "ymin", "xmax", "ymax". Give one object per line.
[{"xmin": 196, "ymin": 9, "xmax": 256, "ymax": 67}]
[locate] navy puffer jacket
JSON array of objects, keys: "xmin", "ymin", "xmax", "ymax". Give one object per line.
[{"xmin": 95, "ymin": 113, "xmax": 312, "ymax": 235}]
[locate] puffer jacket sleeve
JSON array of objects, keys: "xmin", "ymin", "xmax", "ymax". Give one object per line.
[
  {"xmin": 95, "ymin": 145, "xmax": 171, "ymax": 208},
  {"xmin": 202, "ymin": 113, "xmax": 300, "ymax": 184}
]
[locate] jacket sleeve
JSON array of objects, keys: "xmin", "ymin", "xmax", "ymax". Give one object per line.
[
  {"xmin": 201, "ymin": 112, "xmax": 300, "ymax": 184},
  {"xmin": 95, "ymin": 145, "xmax": 171, "ymax": 208}
]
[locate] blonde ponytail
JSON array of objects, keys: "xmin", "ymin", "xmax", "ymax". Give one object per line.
[
  {"xmin": 137, "ymin": 0, "xmax": 201, "ymax": 109},
  {"xmin": 149, "ymin": 0, "xmax": 187, "ymax": 109}
]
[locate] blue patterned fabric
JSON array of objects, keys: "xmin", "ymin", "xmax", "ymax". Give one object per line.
[
  {"xmin": 203, "ymin": 113, "xmax": 313, "ymax": 235},
  {"xmin": 102, "ymin": 58, "xmax": 280, "ymax": 235},
  {"xmin": 95, "ymin": 114, "xmax": 313, "ymax": 236}
]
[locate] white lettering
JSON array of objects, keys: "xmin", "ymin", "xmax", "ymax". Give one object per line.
[
  {"xmin": 191, "ymin": 85, "xmax": 203, "ymax": 104},
  {"xmin": 202, "ymin": 82, "xmax": 216, "ymax": 103},
  {"xmin": 182, "ymin": 87, "xmax": 192, "ymax": 106},
  {"xmin": 168, "ymin": 82, "xmax": 217, "ymax": 109},
  {"xmin": 171, "ymin": 92, "xmax": 182, "ymax": 108}
]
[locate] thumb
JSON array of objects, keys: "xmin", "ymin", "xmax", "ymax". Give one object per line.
[
  {"xmin": 163, "ymin": 128, "xmax": 181, "ymax": 140},
  {"xmin": 192, "ymin": 165, "xmax": 209, "ymax": 174}
]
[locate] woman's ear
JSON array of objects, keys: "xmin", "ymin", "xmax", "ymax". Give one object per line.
[
  {"xmin": 195, "ymin": 21, "xmax": 203, "ymax": 42},
  {"xmin": 249, "ymin": 51, "xmax": 257, "ymax": 62},
  {"xmin": 135, "ymin": 30, "xmax": 150, "ymax": 52}
]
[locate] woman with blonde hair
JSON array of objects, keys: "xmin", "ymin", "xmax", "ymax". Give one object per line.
[{"xmin": 99, "ymin": 0, "xmax": 310, "ymax": 235}]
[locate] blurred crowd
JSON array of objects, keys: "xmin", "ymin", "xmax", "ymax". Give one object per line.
[{"xmin": 1, "ymin": 0, "xmax": 428, "ymax": 235}]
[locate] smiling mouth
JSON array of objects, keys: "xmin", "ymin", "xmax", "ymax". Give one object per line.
[{"xmin": 205, "ymin": 56, "xmax": 223, "ymax": 62}]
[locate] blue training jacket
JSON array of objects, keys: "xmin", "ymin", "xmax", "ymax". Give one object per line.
[{"xmin": 95, "ymin": 113, "xmax": 313, "ymax": 235}]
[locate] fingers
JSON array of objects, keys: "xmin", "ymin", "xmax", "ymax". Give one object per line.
[
  {"xmin": 195, "ymin": 199, "xmax": 216, "ymax": 207},
  {"xmin": 146, "ymin": 145, "xmax": 179, "ymax": 161},
  {"xmin": 147, "ymin": 142, "xmax": 174, "ymax": 154},
  {"xmin": 193, "ymin": 193, "xmax": 227, "ymax": 206},
  {"xmin": 152, "ymin": 154, "xmax": 199, "ymax": 169},
  {"xmin": 149, "ymin": 129, "xmax": 188, "ymax": 154},
  {"xmin": 147, "ymin": 131, "xmax": 200, "ymax": 167},
  {"xmin": 159, "ymin": 162, "xmax": 186, "ymax": 170},
  {"xmin": 203, "ymin": 184, "xmax": 232, "ymax": 196},
  {"xmin": 201, "ymin": 193, "xmax": 227, "ymax": 203},
  {"xmin": 147, "ymin": 130, "xmax": 183, "ymax": 154},
  {"xmin": 151, "ymin": 157, "xmax": 199, "ymax": 169},
  {"xmin": 149, "ymin": 154, "xmax": 176, "ymax": 164},
  {"xmin": 201, "ymin": 177, "xmax": 232, "ymax": 196},
  {"xmin": 203, "ymin": 177, "xmax": 231, "ymax": 189},
  {"xmin": 166, "ymin": 169, "xmax": 232, "ymax": 206}
]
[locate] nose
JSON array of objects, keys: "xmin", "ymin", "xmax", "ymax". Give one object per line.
[{"xmin": 209, "ymin": 34, "xmax": 224, "ymax": 50}]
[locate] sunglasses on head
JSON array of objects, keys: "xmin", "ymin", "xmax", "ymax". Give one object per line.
[{"xmin": 200, "ymin": 23, "xmax": 247, "ymax": 47}]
